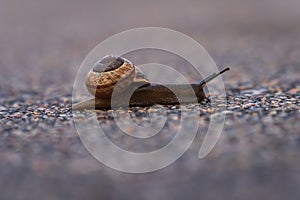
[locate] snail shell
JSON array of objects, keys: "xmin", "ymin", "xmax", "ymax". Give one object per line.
[
  {"xmin": 73, "ymin": 55, "xmax": 229, "ymax": 110},
  {"xmin": 86, "ymin": 55, "xmax": 149, "ymax": 98}
]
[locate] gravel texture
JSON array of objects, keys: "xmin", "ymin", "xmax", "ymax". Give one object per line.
[
  {"xmin": 0, "ymin": 0, "xmax": 300, "ymax": 200},
  {"xmin": 1, "ymin": 83, "xmax": 299, "ymax": 200}
]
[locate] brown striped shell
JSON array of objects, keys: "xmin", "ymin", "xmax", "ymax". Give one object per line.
[{"xmin": 86, "ymin": 55, "xmax": 150, "ymax": 99}]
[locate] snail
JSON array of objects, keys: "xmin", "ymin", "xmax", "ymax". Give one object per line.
[{"xmin": 73, "ymin": 55, "xmax": 229, "ymax": 110}]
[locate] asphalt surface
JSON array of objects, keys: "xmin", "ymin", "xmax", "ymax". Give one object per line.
[{"xmin": 0, "ymin": 0, "xmax": 300, "ymax": 200}]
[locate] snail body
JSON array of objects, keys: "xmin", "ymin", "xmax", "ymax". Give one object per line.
[{"xmin": 73, "ymin": 55, "xmax": 229, "ymax": 110}]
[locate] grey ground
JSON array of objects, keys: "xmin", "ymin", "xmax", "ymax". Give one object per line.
[{"xmin": 0, "ymin": 0, "xmax": 300, "ymax": 200}]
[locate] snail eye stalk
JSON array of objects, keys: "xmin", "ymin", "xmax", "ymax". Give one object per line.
[{"xmin": 199, "ymin": 67, "xmax": 230, "ymax": 86}]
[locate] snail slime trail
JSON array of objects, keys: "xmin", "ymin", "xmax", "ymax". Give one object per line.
[{"xmin": 73, "ymin": 55, "xmax": 230, "ymax": 110}]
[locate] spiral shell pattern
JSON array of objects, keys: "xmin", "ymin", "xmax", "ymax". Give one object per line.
[{"xmin": 86, "ymin": 55, "xmax": 136, "ymax": 98}]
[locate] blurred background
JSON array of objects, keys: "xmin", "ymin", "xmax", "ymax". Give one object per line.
[
  {"xmin": 0, "ymin": 0, "xmax": 299, "ymax": 199},
  {"xmin": 0, "ymin": 0, "xmax": 299, "ymax": 91}
]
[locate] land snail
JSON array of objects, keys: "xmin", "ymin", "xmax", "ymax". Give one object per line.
[{"xmin": 73, "ymin": 55, "xmax": 229, "ymax": 110}]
